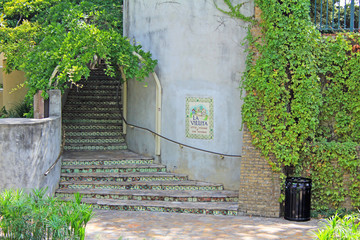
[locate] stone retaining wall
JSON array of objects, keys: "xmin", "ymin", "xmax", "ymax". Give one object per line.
[{"xmin": 0, "ymin": 90, "xmax": 62, "ymax": 194}]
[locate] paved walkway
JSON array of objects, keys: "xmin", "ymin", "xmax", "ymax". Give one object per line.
[{"xmin": 85, "ymin": 210, "xmax": 322, "ymax": 240}]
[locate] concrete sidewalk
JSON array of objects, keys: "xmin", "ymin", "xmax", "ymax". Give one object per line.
[{"xmin": 85, "ymin": 210, "xmax": 322, "ymax": 240}]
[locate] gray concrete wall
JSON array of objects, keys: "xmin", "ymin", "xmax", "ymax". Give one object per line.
[
  {"xmin": 0, "ymin": 118, "xmax": 61, "ymax": 194},
  {"xmin": 124, "ymin": 0, "xmax": 253, "ymax": 190}
]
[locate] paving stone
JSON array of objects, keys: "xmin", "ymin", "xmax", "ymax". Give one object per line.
[{"xmin": 85, "ymin": 210, "xmax": 322, "ymax": 240}]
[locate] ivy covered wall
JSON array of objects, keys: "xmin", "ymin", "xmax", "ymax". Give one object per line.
[{"xmin": 240, "ymin": 0, "xmax": 360, "ymax": 213}]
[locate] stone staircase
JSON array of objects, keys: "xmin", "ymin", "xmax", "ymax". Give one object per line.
[{"xmin": 58, "ymin": 67, "xmax": 239, "ymax": 216}]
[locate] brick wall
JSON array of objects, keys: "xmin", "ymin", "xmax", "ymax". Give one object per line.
[
  {"xmin": 238, "ymin": 125, "xmax": 281, "ymax": 217},
  {"xmin": 237, "ymin": 6, "xmax": 281, "ymax": 218}
]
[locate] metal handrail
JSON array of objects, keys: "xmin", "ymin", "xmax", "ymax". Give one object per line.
[
  {"xmin": 44, "ymin": 127, "xmax": 65, "ymax": 176},
  {"xmin": 116, "ymin": 81, "xmax": 242, "ymax": 159}
]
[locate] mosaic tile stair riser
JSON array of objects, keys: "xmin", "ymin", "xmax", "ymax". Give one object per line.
[
  {"xmin": 90, "ymin": 204, "xmax": 237, "ymax": 216},
  {"xmin": 62, "ymin": 159, "xmax": 155, "ymax": 166},
  {"xmin": 60, "ymin": 175, "xmax": 189, "ymax": 183},
  {"xmin": 56, "ymin": 193, "xmax": 238, "ymax": 203},
  {"xmin": 63, "ymin": 145, "xmax": 128, "ymax": 151},
  {"xmin": 59, "ymin": 184, "xmax": 224, "ymax": 191},
  {"xmin": 66, "ymin": 138, "xmax": 125, "ymax": 144},
  {"xmin": 66, "ymin": 131, "xmax": 122, "ymax": 137},
  {"xmin": 64, "ymin": 125, "xmax": 122, "ymax": 130},
  {"xmin": 61, "ymin": 167, "xmax": 167, "ymax": 174}
]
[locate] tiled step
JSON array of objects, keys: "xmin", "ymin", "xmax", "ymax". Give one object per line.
[
  {"xmin": 65, "ymin": 131, "xmax": 122, "ymax": 137},
  {"xmin": 63, "ymin": 119, "xmax": 121, "ymax": 124},
  {"xmin": 64, "ymin": 144, "xmax": 128, "ymax": 151},
  {"xmin": 64, "ymin": 101, "xmax": 118, "ymax": 106},
  {"xmin": 64, "ymin": 141, "xmax": 126, "ymax": 146},
  {"xmin": 79, "ymin": 85, "xmax": 117, "ymax": 90},
  {"xmin": 65, "ymin": 198, "xmax": 238, "ymax": 216},
  {"xmin": 56, "ymin": 189, "xmax": 239, "ymax": 202},
  {"xmin": 63, "ymin": 108, "xmax": 119, "ymax": 114},
  {"xmin": 63, "ymin": 112, "xmax": 121, "ymax": 122},
  {"xmin": 63, "ymin": 123, "xmax": 123, "ymax": 131},
  {"xmin": 65, "ymin": 137, "xmax": 125, "ymax": 145},
  {"xmin": 67, "ymin": 89, "xmax": 117, "ymax": 93},
  {"xmin": 63, "ymin": 105, "xmax": 120, "ymax": 111},
  {"xmin": 81, "ymin": 79, "xmax": 118, "ymax": 83},
  {"xmin": 67, "ymin": 92, "xmax": 116, "ymax": 98},
  {"xmin": 62, "ymin": 158, "xmax": 154, "ymax": 166},
  {"xmin": 86, "ymin": 75, "xmax": 118, "ymax": 80},
  {"xmin": 67, "ymin": 99, "xmax": 117, "ymax": 106},
  {"xmin": 61, "ymin": 164, "xmax": 166, "ymax": 173},
  {"xmin": 60, "ymin": 172, "xmax": 188, "ymax": 182},
  {"xmin": 67, "ymin": 96, "xmax": 117, "ymax": 104},
  {"xmin": 59, "ymin": 180, "xmax": 224, "ymax": 191},
  {"xmin": 78, "ymin": 80, "xmax": 119, "ymax": 85},
  {"xmin": 62, "ymin": 150, "xmax": 153, "ymax": 165}
]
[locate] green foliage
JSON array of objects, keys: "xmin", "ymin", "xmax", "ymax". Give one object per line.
[
  {"xmin": 0, "ymin": 101, "xmax": 31, "ymax": 118},
  {"xmin": 0, "ymin": 0, "xmax": 156, "ymax": 116},
  {"xmin": 0, "ymin": 188, "xmax": 93, "ymax": 240},
  {"xmin": 317, "ymin": 34, "xmax": 360, "ymax": 143},
  {"xmin": 243, "ymin": 0, "xmax": 323, "ymax": 169},
  {"xmin": 315, "ymin": 212, "xmax": 360, "ymax": 239},
  {"xmin": 221, "ymin": 0, "xmax": 360, "ymax": 210},
  {"xmin": 303, "ymin": 141, "xmax": 360, "ymax": 210}
]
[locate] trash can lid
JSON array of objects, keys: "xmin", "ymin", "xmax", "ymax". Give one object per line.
[{"xmin": 286, "ymin": 177, "xmax": 312, "ymax": 183}]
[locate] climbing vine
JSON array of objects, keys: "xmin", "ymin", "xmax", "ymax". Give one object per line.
[
  {"xmin": 0, "ymin": 0, "xmax": 157, "ymax": 116},
  {"xmin": 219, "ymin": 0, "xmax": 360, "ymax": 210}
]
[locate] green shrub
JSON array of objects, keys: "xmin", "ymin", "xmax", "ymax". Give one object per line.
[
  {"xmin": 315, "ymin": 212, "xmax": 360, "ymax": 240},
  {"xmin": 0, "ymin": 101, "xmax": 32, "ymax": 118},
  {"xmin": 0, "ymin": 188, "xmax": 93, "ymax": 240}
]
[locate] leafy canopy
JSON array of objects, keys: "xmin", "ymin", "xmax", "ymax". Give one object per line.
[{"xmin": 0, "ymin": 0, "xmax": 157, "ymax": 115}]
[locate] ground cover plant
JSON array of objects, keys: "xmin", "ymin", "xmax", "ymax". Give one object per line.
[
  {"xmin": 315, "ymin": 211, "xmax": 360, "ymax": 239},
  {"xmin": 0, "ymin": 188, "xmax": 93, "ymax": 240},
  {"xmin": 0, "ymin": 0, "xmax": 157, "ymax": 117},
  {"xmin": 220, "ymin": 0, "xmax": 360, "ymax": 212}
]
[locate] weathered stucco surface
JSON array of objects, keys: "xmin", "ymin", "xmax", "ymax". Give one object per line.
[
  {"xmin": 124, "ymin": 0, "xmax": 253, "ymax": 190},
  {"xmin": 0, "ymin": 117, "xmax": 62, "ymax": 194},
  {"xmin": 2, "ymin": 60, "xmax": 28, "ymax": 111}
]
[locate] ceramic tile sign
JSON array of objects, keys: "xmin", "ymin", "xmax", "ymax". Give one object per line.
[{"xmin": 186, "ymin": 97, "xmax": 214, "ymax": 139}]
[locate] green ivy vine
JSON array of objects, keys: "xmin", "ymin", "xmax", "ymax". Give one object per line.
[
  {"xmin": 0, "ymin": 0, "xmax": 157, "ymax": 116},
  {"xmin": 220, "ymin": 0, "xmax": 360, "ymax": 210}
]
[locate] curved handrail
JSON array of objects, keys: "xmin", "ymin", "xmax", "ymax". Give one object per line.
[{"xmin": 44, "ymin": 127, "xmax": 65, "ymax": 176}]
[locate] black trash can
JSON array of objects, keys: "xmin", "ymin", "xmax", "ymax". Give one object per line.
[{"xmin": 284, "ymin": 177, "xmax": 312, "ymax": 221}]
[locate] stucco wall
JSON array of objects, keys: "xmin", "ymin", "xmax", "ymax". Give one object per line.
[
  {"xmin": 0, "ymin": 89, "xmax": 3, "ymax": 108},
  {"xmin": 124, "ymin": 0, "xmax": 253, "ymax": 190},
  {"xmin": 2, "ymin": 60, "xmax": 27, "ymax": 110},
  {"xmin": 0, "ymin": 117, "xmax": 62, "ymax": 194}
]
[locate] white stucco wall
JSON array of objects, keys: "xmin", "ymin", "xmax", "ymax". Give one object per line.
[{"xmin": 124, "ymin": 0, "xmax": 253, "ymax": 190}]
